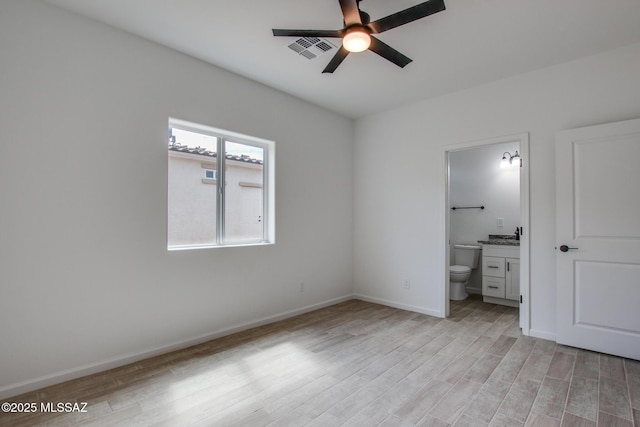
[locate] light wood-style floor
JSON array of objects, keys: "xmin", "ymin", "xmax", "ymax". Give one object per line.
[{"xmin": 1, "ymin": 295, "xmax": 639, "ymax": 426}]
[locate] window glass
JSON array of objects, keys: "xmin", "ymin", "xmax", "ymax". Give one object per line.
[
  {"xmin": 223, "ymin": 141, "xmax": 265, "ymax": 243},
  {"xmin": 168, "ymin": 127, "xmax": 218, "ymax": 247}
]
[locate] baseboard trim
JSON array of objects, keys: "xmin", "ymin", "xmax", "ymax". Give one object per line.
[
  {"xmin": 0, "ymin": 294, "xmax": 354, "ymax": 400},
  {"xmin": 353, "ymin": 294, "xmax": 443, "ymax": 318},
  {"xmin": 529, "ymin": 329, "xmax": 556, "ymax": 342}
]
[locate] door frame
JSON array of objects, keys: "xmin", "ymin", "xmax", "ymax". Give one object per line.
[{"xmin": 442, "ymin": 133, "xmax": 530, "ymax": 335}]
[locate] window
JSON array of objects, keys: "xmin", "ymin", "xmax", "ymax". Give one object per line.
[{"xmin": 167, "ymin": 118, "xmax": 274, "ymax": 249}]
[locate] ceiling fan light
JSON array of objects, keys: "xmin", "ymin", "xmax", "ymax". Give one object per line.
[{"xmin": 343, "ymin": 29, "xmax": 371, "ymax": 53}]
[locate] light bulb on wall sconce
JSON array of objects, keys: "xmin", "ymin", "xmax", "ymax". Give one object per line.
[
  {"xmin": 501, "ymin": 151, "xmax": 521, "ymax": 168},
  {"xmin": 500, "ymin": 152, "xmax": 511, "ymax": 168},
  {"xmin": 511, "ymin": 150, "xmax": 521, "ymax": 167}
]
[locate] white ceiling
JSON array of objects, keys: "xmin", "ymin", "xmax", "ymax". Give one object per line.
[{"xmin": 45, "ymin": 0, "xmax": 640, "ymax": 118}]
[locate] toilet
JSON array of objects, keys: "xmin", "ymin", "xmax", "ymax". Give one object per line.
[{"xmin": 449, "ymin": 244, "xmax": 482, "ymax": 300}]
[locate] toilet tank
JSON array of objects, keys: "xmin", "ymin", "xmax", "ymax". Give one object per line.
[{"xmin": 453, "ymin": 244, "xmax": 482, "ymax": 268}]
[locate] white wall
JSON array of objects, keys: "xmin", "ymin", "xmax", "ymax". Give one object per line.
[
  {"xmin": 450, "ymin": 142, "xmax": 521, "ymax": 247},
  {"xmin": 449, "ymin": 142, "xmax": 520, "ymax": 291},
  {"xmin": 353, "ymin": 41, "xmax": 640, "ymax": 336},
  {"xmin": 0, "ymin": 0, "xmax": 353, "ymax": 397}
]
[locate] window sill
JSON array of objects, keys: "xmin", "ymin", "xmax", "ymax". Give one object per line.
[{"xmin": 167, "ymin": 241, "xmax": 274, "ymax": 251}]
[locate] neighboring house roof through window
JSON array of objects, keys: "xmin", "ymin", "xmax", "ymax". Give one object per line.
[{"xmin": 168, "ymin": 142, "xmax": 263, "ymax": 165}]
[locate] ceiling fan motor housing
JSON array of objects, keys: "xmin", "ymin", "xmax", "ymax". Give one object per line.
[{"xmin": 357, "ymin": 10, "xmax": 371, "ymax": 26}]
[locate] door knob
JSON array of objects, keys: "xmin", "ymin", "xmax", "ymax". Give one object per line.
[{"xmin": 559, "ymin": 245, "xmax": 578, "ymax": 252}]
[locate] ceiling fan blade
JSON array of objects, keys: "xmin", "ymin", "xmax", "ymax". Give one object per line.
[
  {"xmin": 368, "ymin": 36, "xmax": 412, "ymax": 68},
  {"xmin": 323, "ymin": 46, "xmax": 350, "ymax": 73},
  {"xmin": 339, "ymin": 0, "xmax": 362, "ymax": 26},
  {"xmin": 272, "ymin": 29, "xmax": 343, "ymax": 38},
  {"xmin": 368, "ymin": 0, "xmax": 445, "ymax": 34}
]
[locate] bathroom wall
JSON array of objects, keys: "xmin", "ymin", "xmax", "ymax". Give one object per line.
[{"xmin": 449, "ymin": 142, "xmax": 520, "ymax": 292}]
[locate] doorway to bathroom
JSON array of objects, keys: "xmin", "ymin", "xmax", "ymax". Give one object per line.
[{"xmin": 442, "ymin": 133, "xmax": 530, "ymax": 335}]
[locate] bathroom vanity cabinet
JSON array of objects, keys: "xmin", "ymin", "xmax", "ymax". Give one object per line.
[{"xmin": 481, "ymin": 244, "xmax": 520, "ymax": 307}]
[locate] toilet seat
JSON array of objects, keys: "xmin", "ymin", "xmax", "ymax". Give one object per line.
[
  {"xmin": 449, "ymin": 265, "xmax": 471, "ymax": 274},
  {"xmin": 450, "ymin": 265, "xmax": 471, "ymax": 284}
]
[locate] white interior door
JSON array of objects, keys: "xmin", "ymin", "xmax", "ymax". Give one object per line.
[{"xmin": 556, "ymin": 118, "xmax": 640, "ymax": 360}]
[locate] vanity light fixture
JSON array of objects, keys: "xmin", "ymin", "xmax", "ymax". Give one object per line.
[{"xmin": 501, "ymin": 151, "xmax": 521, "ymax": 168}]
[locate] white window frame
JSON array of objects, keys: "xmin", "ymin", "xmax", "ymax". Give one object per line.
[
  {"xmin": 204, "ymin": 169, "xmax": 216, "ymax": 180},
  {"xmin": 168, "ymin": 118, "xmax": 275, "ymax": 250}
]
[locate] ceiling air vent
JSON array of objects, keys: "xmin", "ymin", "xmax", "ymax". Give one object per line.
[{"xmin": 287, "ymin": 37, "xmax": 336, "ymax": 60}]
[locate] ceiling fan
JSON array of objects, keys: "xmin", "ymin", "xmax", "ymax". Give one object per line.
[{"xmin": 272, "ymin": 0, "xmax": 446, "ymax": 73}]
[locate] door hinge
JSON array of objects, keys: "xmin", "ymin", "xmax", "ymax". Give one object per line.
[{"xmin": 520, "ymin": 295, "xmax": 523, "ymax": 304}]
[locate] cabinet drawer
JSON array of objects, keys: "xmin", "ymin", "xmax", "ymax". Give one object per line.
[
  {"xmin": 483, "ymin": 276, "xmax": 505, "ymax": 298},
  {"xmin": 482, "ymin": 256, "xmax": 505, "ymax": 277}
]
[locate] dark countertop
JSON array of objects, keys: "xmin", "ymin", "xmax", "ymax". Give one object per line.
[{"xmin": 478, "ymin": 234, "xmax": 520, "ymax": 246}]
